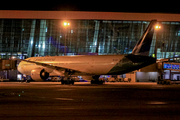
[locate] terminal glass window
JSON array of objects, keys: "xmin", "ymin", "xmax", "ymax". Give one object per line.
[{"xmin": 0, "ymin": 19, "xmax": 179, "ymax": 59}]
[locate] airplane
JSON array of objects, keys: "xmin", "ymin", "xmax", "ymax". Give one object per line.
[{"xmin": 17, "ymin": 20, "xmax": 157, "ymax": 84}]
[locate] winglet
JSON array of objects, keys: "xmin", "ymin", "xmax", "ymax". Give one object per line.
[{"xmin": 131, "ymin": 20, "xmax": 157, "ymax": 56}]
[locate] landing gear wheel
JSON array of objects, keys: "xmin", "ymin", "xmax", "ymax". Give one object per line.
[
  {"xmin": 91, "ymin": 75, "xmax": 104, "ymax": 84},
  {"xmin": 71, "ymin": 80, "xmax": 74, "ymax": 85},
  {"xmin": 91, "ymin": 80, "xmax": 104, "ymax": 84},
  {"xmin": 61, "ymin": 79, "xmax": 74, "ymax": 85},
  {"xmin": 61, "ymin": 80, "xmax": 65, "ymax": 85}
]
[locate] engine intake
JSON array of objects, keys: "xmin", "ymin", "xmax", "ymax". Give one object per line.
[{"xmin": 31, "ymin": 68, "xmax": 49, "ymax": 81}]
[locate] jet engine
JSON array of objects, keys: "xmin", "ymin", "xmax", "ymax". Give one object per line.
[
  {"xmin": 31, "ymin": 68, "xmax": 49, "ymax": 81},
  {"xmin": 81, "ymin": 76, "xmax": 93, "ymax": 82}
]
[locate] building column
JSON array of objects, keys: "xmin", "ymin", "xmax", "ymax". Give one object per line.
[
  {"xmin": 85, "ymin": 21, "xmax": 89, "ymax": 53},
  {"xmin": 0, "ymin": 20, "xmax": 3, "ymax": 54},
  {"xmin": 91, "ymin": 21, "xmax": 100, "ymax": 53},
  {"xmin": 27, "ymin": 20, "xmax": 36, "ymax": 57},
  {"xmin": 38, "ymin": 20, "xmax": 47, "ymax": 56},
  {"xmin": 10, "ymin": 20, "xmax": 15, "ymax": 55},
  {"xmin": 111, "ymin": 23, "xmax": 116, "ymax": 53},
  {"xmin": 102, "ymin": 22, "xmax": 107, "ymax": 54}
]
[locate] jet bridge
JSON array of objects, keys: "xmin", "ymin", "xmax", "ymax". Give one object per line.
[
  {"xmin": 0, "ymin": 59, "xmax": 17, "ymax": 70},
  {"xmin": 0, "ymin": 59, "xmax": 18, "ymax": 81}
]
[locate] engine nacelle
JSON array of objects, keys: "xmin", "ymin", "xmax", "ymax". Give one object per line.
[
  {"xmin": 81, "ymin": 76, "xmax": 93, "ymax": 82},
  {"xmin": 31, "ymin": 68, "xmax": 49, "ymax": 81}
]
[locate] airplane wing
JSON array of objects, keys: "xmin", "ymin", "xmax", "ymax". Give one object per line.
[{"xmin": 20, "ymin": 59, "xmax": 83, "ymax": 74}]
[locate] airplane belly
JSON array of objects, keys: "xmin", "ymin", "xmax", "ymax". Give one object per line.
[
  {"xmin": 24, "ymin": 67, "xmax": 32, "ymax": 76},
  {"xmin": 87, "ymin": 62, "xmax": 118, "ymax": 75},
  {"xmin": 84, "ymin": 56, "xmax": 124, "ymax": 75},
  {"xmin": 57, "ymin": 61, "xmax": 117, "ymax": 75}
]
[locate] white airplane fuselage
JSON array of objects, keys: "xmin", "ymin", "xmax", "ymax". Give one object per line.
[
  {"xmin": 18, "ymin": 55, "xmax": 125, "ymax": 76},
  {"xmin": 18, "ymin": 54, "xmax": 155, "ymax": 77}
]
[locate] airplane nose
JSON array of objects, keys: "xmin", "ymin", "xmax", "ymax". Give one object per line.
[
  {"xmin": 17, "ymin": 63, "xmax": 23, "ymax": 73},
  {"xmin": 17, "ymin": 65, "xmax": 21, "ymax": 72}
]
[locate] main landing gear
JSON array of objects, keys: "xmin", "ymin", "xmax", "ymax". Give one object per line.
[
  {"xmin": 91, "ymin": 75, "xmax": 105, "ymax": 84},
  {"xmin": 60, "ymin": 69, "xmax": 75, "ymax": 85},
  {"xmin": 61, "ymin": 77, "xmax": 74, "ymax": 85}
]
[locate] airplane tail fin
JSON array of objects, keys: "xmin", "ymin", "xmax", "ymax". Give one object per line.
[{"xmin": 131, "ymin": 20, "xmax": 157, "ymax": 56}]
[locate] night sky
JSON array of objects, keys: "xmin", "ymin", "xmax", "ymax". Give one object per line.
[{"xmin": 1, "ymin": 1, "xmax": 180, "ymax": 13}]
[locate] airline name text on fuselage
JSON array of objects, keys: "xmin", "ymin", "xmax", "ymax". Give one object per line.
[{"xmin": 34, "ymin": 58, "xmax": 56, "ymax": 61}]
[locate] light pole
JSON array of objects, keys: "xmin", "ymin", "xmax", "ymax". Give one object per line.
[
  {"xmin": 63, "ymin": 22, "xmax": 70, "ymax": 55},
  {"xmin": 154, "ymin": 24, "xmax": 161, "ymax": 59}
]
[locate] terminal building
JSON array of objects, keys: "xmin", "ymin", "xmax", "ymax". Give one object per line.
[{"xmin": 0, "ymin": 10, "xmax": 180, "ymax": 81}]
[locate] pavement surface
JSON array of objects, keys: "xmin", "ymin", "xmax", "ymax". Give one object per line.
[{"xmin": 0, "ymin": 82, "xmax": 180, "ymax": 120}]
